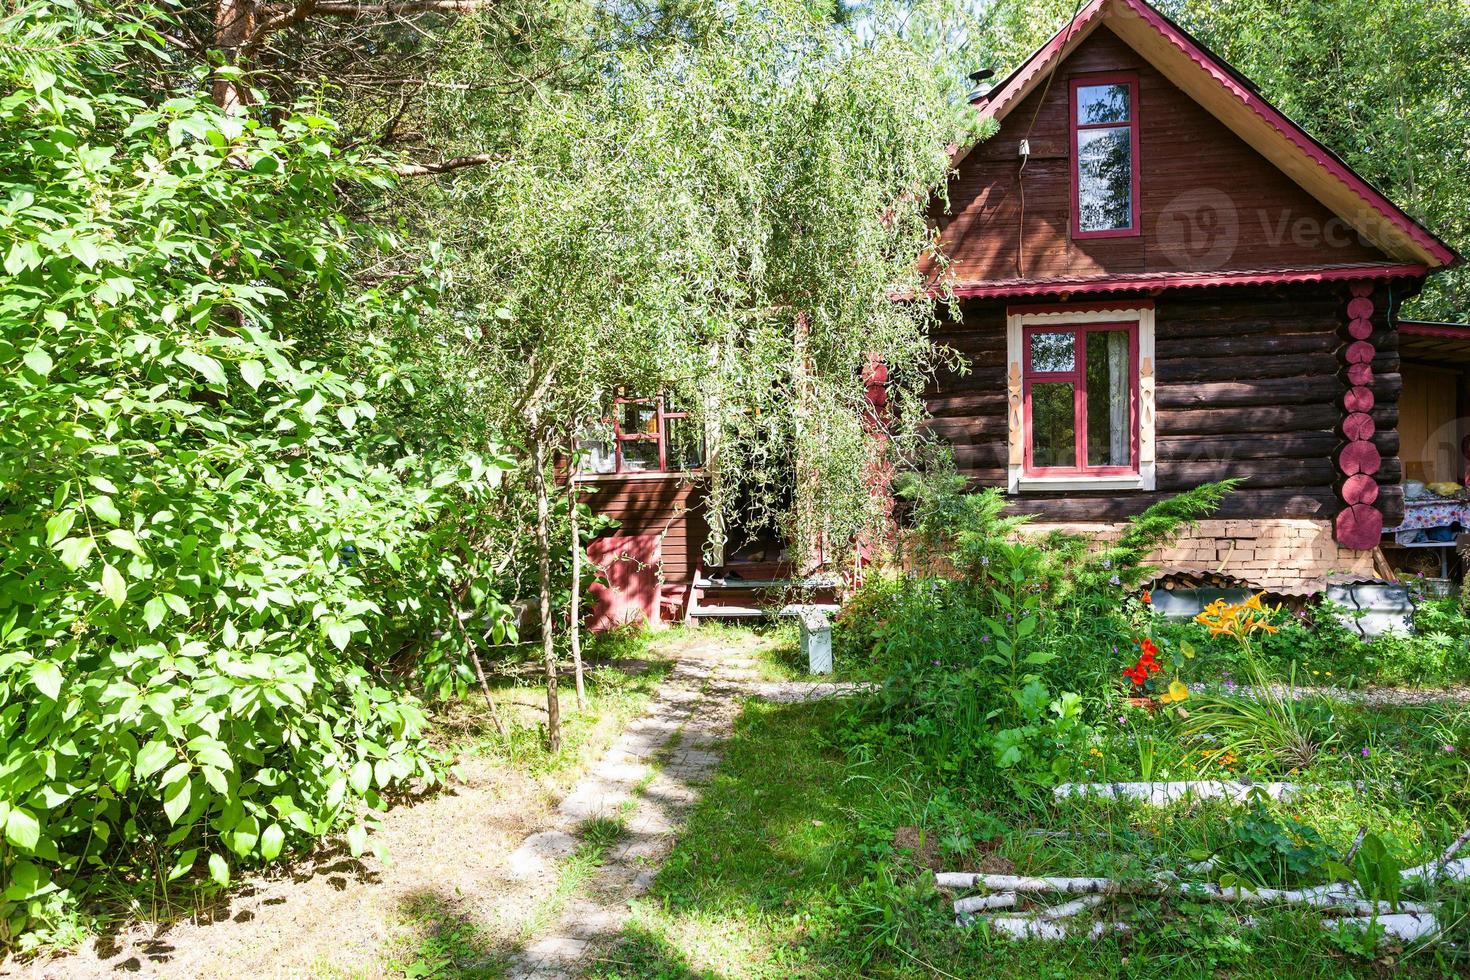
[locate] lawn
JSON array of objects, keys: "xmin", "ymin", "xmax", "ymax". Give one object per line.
[
  {"xmin": 592, "ymin": 485, "xmax": 1470, "ymax": 978},
  {"xmin": 597, "ymin": 692, "xmax": 1470, "ymax": 978}
]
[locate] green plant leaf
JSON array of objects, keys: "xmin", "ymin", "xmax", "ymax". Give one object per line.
[
  {"xmin": 135, "ymin": 740, "xmax": 175, "ymax": 779},
  {"xmin": 101, "ymin": 563, "xmax": 128, "ymax": 607},
  {"xmin": 260, "ymin": 823, "xmax": 285, "ymax": 861},
  {"xmin": 106, "ymin": 528, "xmax": 144, "ymax": 556},
  {"xmin": 44, "ymin": 509, "xmax": 76, "ymax": 546},
  {"xmin": 22, "ymin": 346, "xmax": 53, "ymax": 378},
  {"xmin": 163, "ymin": 775, "xmax": 191, "ymax": 824},
  {"xmin": 5, "ymin": 807, "xmax": 40, "ymax": 851},
  {"xmin": 240, "ymin": 359, "xmax": 266, "ymax": 390},
  {"xmin": 168, "ymin": 849, "xmax": 198, "ymax": 881},
  {"xmin": 208, "ymin": 852, "xmax": 230, "ymax": 887},
  {"xmin": 143, "ymin": 596, "xmax": 168, "ymax": 632},
  {"xmin": 179, "ymin": 350, "xmax": 227, "ymax": 387},
  {"xmin": 30, "ymin": 661, "xmax": 62, "ymax": 700},
  {"xmin": 346, "ymin": 823, "xmax": 367, "ymax": 858},
  {"xmin": 57, "ymin": 536, "xmax": 95, "ymax": 570}
]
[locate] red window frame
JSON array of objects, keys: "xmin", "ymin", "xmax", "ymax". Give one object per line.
[
  {"xmin": 1070, "ymin": 72, "xmax": 1141, "ymax": 239},
  {"xmin": 607, "ymin": 396, "xmax": 701, "ymax": 474},
  {"xmin": 1022, "ymin": 321, "xmax": 1140, "ymax": 477}
]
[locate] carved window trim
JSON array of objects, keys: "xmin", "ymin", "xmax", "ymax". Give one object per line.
[{"xmin": 1006, "ymin": 303, "xmax": 1156, "ymax": 493}]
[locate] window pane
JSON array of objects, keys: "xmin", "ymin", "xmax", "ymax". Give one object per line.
[
  {"xmin": 1029, "ymin": 331, "xmax": 1075, "ymax": 373},
  {"xmin": 1086, "ymin": 330, "xmax": 1133, "ymax": 467},
  {"xmin": 619, "ymin": 439, "xmax": 660, "ymax": 472},
  {"xmin": 664, "ymin": 416, "xmax": 705, "ymax": 470},
  {"xmin": 1030, "ymin": 382, "xmax": 1076, "ymax": 468},
  {"xmin": 1076, "ymin": 83, "xmax": 1130, "ymax": 124},
  {"xmin": 618, "ymin": 401, "xmax": 658, "ymax": 436},
  {"xmin": 1077, "ymin": 127, "xmax": 1133, "ymax": 231},
  {"xmin": 576, "ymin": 420, "xmax": 616, "ymax": 474}
]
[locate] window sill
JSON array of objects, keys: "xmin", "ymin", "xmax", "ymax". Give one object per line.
[
  {"xmin": 573, "ymin": 470, "xmax": 705, "ymax": 483},
  {"xmin": 1013, "ymin": 474, "xmax": 1146, "ymax": 492}
]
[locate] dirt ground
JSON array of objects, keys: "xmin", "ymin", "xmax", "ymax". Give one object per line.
[{"xmin": 2, "ymin": 650, "xmax": 689, "ymax": 980}]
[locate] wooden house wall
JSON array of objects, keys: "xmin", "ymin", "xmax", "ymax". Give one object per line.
[
  {"xmin": 926, "ymin": 286, "xmax": 1404, "ymax": 526},
  {"xmin": 578, "ymin": 476, "xmax": 707, "ymax": 588},
  {"xmin": 939, "ymin": 27, "xmax": 1391, "ymax": 283}
]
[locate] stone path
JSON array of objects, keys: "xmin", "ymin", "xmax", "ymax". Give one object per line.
[{"xmin": 504, "ymin": 636, "xmax": 863, "ymax": 978}]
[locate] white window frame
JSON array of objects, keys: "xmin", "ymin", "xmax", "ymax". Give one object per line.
[{"xmin": 1005, "ymin": 305, "xmax": 1156, "ymax": 493}]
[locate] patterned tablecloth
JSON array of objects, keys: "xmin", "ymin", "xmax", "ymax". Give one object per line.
[{"xmin": 1388, "ymin": 496, "xmax": 1470, "ymax": 542}]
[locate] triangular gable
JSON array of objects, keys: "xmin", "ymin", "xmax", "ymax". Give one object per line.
[{"xmin": 957, "ymin": 0, "xmax": 1457, "ymax": 269}]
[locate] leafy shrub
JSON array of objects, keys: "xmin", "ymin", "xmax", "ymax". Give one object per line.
[
  {"xmin": 1217, "ymin": 800, "xmax": 1331, "ymax": 888},
  {"xmin": 834, "ymin": 480, "xmax": 1234, "ymax": 795},
  {"xmin": 0, "ymin": 8, "xmax": 513, "ymax": 945}
]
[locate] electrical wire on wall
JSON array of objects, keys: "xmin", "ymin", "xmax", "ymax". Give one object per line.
[{"xmin": 1017, "ymin": 0, "xmax": 1089, "ymax": 280}]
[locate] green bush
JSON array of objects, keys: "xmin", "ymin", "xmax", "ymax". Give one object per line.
[
  {"xmin": 833, "ymin": 480, "xmax": 1233, "ymax": 796},
  {"xmin": 0, "ymin": 7, "xmax": 513, "ymax": 946}
]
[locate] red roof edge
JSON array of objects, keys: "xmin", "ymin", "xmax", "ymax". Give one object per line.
[
  {"xmin": 943, "ymin": 264, "xmax": 1429, "ymax": 300},
  {"xmin": 970, "ymin": 0, "xmax": 1459, "ymax": 270},
  {"xmin": 1398, "ymin": 320, "xmax": 1470, "ymax": 341}
]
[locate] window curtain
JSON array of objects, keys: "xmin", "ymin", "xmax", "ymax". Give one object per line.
[{"xmin": 1107, "ymin": 332, "xmax": 1130, "ymax": 465}]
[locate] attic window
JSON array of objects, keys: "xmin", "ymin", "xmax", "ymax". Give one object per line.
[{"xmin": 1071, "ymin": 74, "xmax": 1140, "ymax": 238}]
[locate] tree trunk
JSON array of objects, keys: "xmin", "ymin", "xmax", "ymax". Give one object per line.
[
  {"xmin": 531, "ymin": 432, "xmax": 560, "ymax": 751},
  {"xmin": 212, "ymin": 0, "xmax": 256, "ymax": 114},
  {"xmin": 567, "ymin": 426, "xmax": 585, "ymax": 711},
  {"xmin": 792, "ymin": 311, "xmax": 821, "ymax": 574}
]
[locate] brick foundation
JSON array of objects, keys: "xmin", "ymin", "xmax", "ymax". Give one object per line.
[{"xmin": 1019, "ymin": 519, "xmax": 1380, "ymax": 595}]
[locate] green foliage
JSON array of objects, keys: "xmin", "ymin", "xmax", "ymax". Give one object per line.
[
  {"xmin": 835, "ymin": 480, "xmax": 1232, "ymax": 796},
  {"xmin": 0, "ymin": 4, "xmax": 514, "ymax": 946},
  {"xmin": 1218, "ymin": 799, "xmax": 1331, "ymax": 888},
  {"xmin": 1184, "ymin": 663, "xmax": 1341, "ymax": 773}
]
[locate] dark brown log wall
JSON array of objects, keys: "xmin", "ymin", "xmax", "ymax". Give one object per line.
[
  {"xmin": 927, "ymin": 285, "xmax": 1404, "ymax": 524},
  {"xmin": 939, "ymin": 27, "xmax": 1391, "ymax": 284}
]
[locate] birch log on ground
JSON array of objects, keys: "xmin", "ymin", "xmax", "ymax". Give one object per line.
[
  {"xmin": 936, "ymin": 872, "xmax": 1418, "ymax": 917},
  {"xmin": 953, "ymin": 892, "xmax": 1017, "ymax": 915},
  {"xmin": 1052, "ymin": 780, "xmax": 1317, "ymax": 805}
]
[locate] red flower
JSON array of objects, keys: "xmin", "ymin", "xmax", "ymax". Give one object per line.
[
  {"xmin": 1123, "ymin": 665, "xmax": 1146, "ymax": 686},
  {"xmin": 1141, "ymin": 590, "xmax": 1152, "ymax": 605},
  {"xmin": 1138, "ymin": 638, "xmax": 1160, "ymax": 658}
]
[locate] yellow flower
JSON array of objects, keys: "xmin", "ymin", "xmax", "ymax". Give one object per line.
[{"xmin": 1158, "ymin": 680, "xmax": 1190, "ymax": 704}]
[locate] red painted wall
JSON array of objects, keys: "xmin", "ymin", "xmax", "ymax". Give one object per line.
[{"xmin": 577, "ymin": 475, "xmax": 707, "ymax": 626}]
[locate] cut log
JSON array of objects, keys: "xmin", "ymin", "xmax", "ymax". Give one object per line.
[
  {"xmin": 1325, "ymin": 913, "xmax": 1439, "ymax": 944},
  {"xmin": 1343, "ymin": 382, "xmax": 1376, "ymax": 412},
  {"xmin": 1038, "ymin": 893, "xmax": 1109, "ymax": 920},
  {"xmin": 1337, "ymin": 441, "xmax": 1381, "ymax": 476},
  {"xmin": 1346, "ymin": 362, "xmax": 1373, "ymax": 386},
  {"xmin": 1347, "ymin": 316, "xmax": 1373, "ymax": 340},
  {"xmin": 1053, "ymin": 780, "xmax": 1313, "ymax": 805},
  {"xmin": 954, "ymin": 892, "xmax": 1018, "ymax": 914},
  {"xmin": 937, "ymin": 872, "xmax": 1409, "ymax": 917},
  {"xmin": 1334, "ymin": 503, "xmax": 1384, "ymax": 550},
  {"xmin": 1347, "ymin": 296, "xmax": 1375, "ymax": 319},
  {"xmin": 1340, "ymin": 473, "xmax": 1379, "ymax": 506},
  {"xmin": 1345, "ymin": 341, "xmax": 1376, "ymax": 365},
  {"xmin": 1341, "ymin": 412, "xmax": 1376, "ymax": 441}
]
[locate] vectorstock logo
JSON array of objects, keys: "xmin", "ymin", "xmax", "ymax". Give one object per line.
[
  {"xmin": 1157, "ymin": 187, "xmax": 1385, "ymax": 271},
  {"xmin": 1157, "ymin": 188, "xmax": 1238, "ymax": 269}
]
